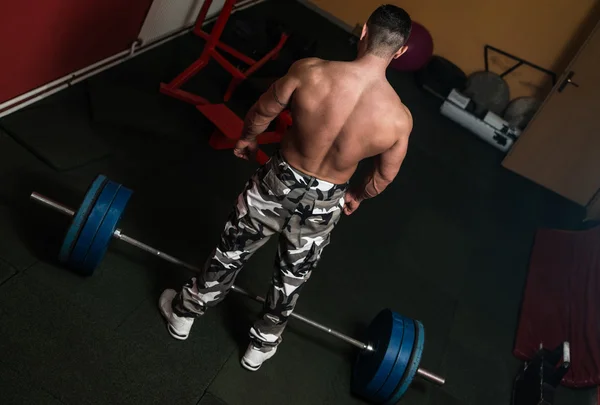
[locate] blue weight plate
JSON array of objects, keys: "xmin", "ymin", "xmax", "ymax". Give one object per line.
[
  {"xmin": 384, "ymin": 320, "xmax": 425, "ymax": 405},
  {"xmin": 68, "ymin": 181, "xmax": 120, "ymax": 274},
  {"xmin": 374, "ymin": 314, "xmax": 415, "ymax": 402},
  {"xmin": 81, "ymin": 185, "xmax": 132, "ymax": 274},
  {"xmin": 352, "ymin": 309, "xmax": 404, "ymax": 399},
  {"xmin": 59, "ymin": 175, "xmax": 107, "ymax": 264}
]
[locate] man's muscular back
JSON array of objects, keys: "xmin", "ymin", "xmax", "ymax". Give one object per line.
[
  {"xmin": 280, "ymin": 58, "xmax": 412, "ymax": 185},
  {"xmin": 238, "ymin": 57, "xmax": 412, "ymax": 211},
  {"xmin": 236, "ymin": 5, "xmax": 414, "ymax": 215}
]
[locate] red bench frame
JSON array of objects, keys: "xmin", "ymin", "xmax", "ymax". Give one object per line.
[{"xmin": 160, "ymin": 0, "xmax": 289, "ymax": 105}]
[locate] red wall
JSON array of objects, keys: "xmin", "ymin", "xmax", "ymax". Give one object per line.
[{"xmin": 0, "ymin": 0, "xmax": 153, "ymax": 104}]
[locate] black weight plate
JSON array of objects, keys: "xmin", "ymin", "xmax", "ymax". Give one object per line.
[
  {"xmin": 59, "ymin": 175, "xmax": 107, "ymax": 263},
  {"xmin": 352, "ymin": 309, "xmax": 404, "ymax": 398},
  {"xmin": 68, "ymin": 181, "xmax": 120, "ymax": 274},
  {"xmin": 81, "ymin": 185, "xmax": 132, "ymax": 274}
]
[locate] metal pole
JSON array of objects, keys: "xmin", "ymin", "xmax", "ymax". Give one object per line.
[
  {"xmin": 416, "ymin": 368, "xmax": 445, "ymax": 386},
  {"xmin": 30, "ymin": 192, "xmax": 445, "ymax": 386},
  {"xmin": 30, "ymin": 193, "xmax": 76, "ymax": 216}
]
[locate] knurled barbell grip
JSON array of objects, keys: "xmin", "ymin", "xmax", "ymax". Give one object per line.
[{"xmin": 29, "ymin": 191, "xmax": 445, "ymax": 386}]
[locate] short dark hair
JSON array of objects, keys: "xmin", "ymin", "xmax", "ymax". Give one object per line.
[{"xmin": 366, "ymin": 5, "xmax": 412, "ymax": 57}]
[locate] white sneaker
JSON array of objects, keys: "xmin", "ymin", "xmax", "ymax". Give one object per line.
[
  {"xmin": 241, "ymin": 344, "xmax": 278, "ymax": 371},
  {"xmin": 159, "ymin": 289, "xmax": 194, "ymax": 340}
]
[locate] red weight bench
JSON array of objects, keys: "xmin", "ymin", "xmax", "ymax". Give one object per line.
[
  {"xmin": 514, "ymin": 225, "xmax": 600, "ymax": 391},
  {"xmin": 160, "ymin": 0, "xmax": 288, "ymax": 105},
  {"xmin": 198, "ymin": 103, "xmax": 292, "ymax": 164}
]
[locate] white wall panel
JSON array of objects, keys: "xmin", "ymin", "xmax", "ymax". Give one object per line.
[{"xmin": 138, "ymin": 0, "xmax": 226, "ymax": 44}]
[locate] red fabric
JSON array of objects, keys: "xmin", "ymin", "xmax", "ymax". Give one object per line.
[
  {"xmin": 0, "ymin": 0, "xmax": 152, "ymax": 104},
  {"xmin": 514, "ymin": 226, "xmax": 600, "ymax": 387}
]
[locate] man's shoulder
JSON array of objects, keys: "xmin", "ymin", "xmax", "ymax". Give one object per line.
[
  {"xmin": 399, "ymin": 104, "xmax": 412, "ymax": 130},
  {"xmin": 287, "ymin": 58, "xmax": 328, "ymax": 89},
  {"xmin": 392, "ymin": 104, "xmax": 412, "ymax": 139},
  {"xmin": 293, "ymin": 57, "xmax": 325, "ymax": 68},
  {"xmin": 289, "ymin": 57, "xmax": 325, "ymax": 76},
  {"xmin": 378, "ymin": 86, "xmax": 412, "ymax": 134}
]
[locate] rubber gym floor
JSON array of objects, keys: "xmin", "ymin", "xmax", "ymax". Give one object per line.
[{"xmin": 0, "ymin": 1, "xmax": 596, "ymax": 404}]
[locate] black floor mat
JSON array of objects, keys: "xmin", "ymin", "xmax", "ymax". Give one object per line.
[
  {"xmin": 0, "ymin": 93, "xmax": 109, "ymax": 171},
  {"xmin": 0, "ymin": 362, "xmax": 65, "ymax": 405},
  {"xmin": 0, "ymin": 130, "xmax": 41, "ymax": 175},
  {"xmin": 88, "ymin": 77, "xmax": 203, "ymax": 138},
  {"xmin": 198, "ymin": 393, "xmax": 230, "ymax": 405},
  {"xmin": 0, "ymin": 259, "xmax": 16, "ymax": 285}
]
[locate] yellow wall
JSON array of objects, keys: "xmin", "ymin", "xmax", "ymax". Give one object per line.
[{"xmin": 311, "ymin": 0, "xmax": 599, "ymax": 98}]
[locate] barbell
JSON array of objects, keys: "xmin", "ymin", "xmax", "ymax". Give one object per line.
[{"xmin": 30, "ymin": 175, "xmax": 445, "ymax": 404}]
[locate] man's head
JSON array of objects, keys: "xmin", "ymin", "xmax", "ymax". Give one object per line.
[{"xmin": 359, "ymin": 5, "xmax": 412, "ymax": 60}]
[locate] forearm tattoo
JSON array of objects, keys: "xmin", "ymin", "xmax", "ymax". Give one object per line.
[{"xmin": 272, "ymin": 84, "xmax": 287, "ymax": 108}]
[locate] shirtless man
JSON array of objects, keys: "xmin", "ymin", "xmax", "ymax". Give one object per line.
[{"xmin": 159, "ymin": 5, "xmax": 413, "ymax": 371}]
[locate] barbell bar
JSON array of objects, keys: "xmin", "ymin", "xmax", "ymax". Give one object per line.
[
  {"xmin": 30, "ymin": 191, "xmax": 374, "ymax": 352},
  {"xmin": 30, "ymin": 177, "xmax": 445, "ymax": 403}
]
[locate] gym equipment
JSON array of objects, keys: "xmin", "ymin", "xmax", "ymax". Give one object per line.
[
  {"xmin": 463, "ymin": 71, "xmax": 511, "ymax": 116},
  {"xmin": 160, "ymin": 0, "xmax": 289, "ymax": 105},
  {"xmin": 440, "ymin": 89, "xmax": 520, "ymax": 152},
  {"xmin": 514, "ymin": 225, "xmax": 600, "ymax": 387},
  {"xmin": 67, "ymin": 180, "xmax": 120, "ymax": 271},
  {"xmin": 59, "ymin": 175, "xmax": 107, "ymax": 264},
  {"xmin": 227, "ymin": 16, "xmax": 267, "ymax": 59},
  {"xmin": 353, "ymin": 310, "xmax": 424, "ymax": 403},
  {"xmin": 389, "ymin": 22, "xmax": 433, "ymax": 72},
  {"xmin": 198, "ymin": 103, "xmax": 292, "ymax": 165},
  {"xmin": 484, "ymin": 45, "xmax": 557, "ymax": 87},
  {"xmin": 353, "ymin": 309, "xmax": 406, "ymax": 397},
  {"xmin": 503, "ymin": 97, "xmax": 541, "ymax": 130},
  {"xmin": 266, "ymin": 19, "xmax": 317, "ymax": 62},
  {"xmin": 512, "ymin": 342, "xmax": 570, "ymax": 405},
  {"xmin": 30, "ymin": 176, "xmax": 445, "ymax": 404},
  {"xmin": 416, "ymin": 56, "xmax": 467, "ymax": 100},
  {"xmin": 58, "ymin": 176, "xmax": 133, "ymax": 275}
]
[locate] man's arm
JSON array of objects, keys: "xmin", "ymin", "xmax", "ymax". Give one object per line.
[
  {"xmin": 359, "ymin": 133, "xmax": 409, "ymax": 200},
  {"xmin": 240, "ymin": 60, "xmax": 306, "ymax": 141},
  {"xmin": 343, "ymin": 114, "xmax": 412, "ymax": 215},
  {"xmin": 358, "ymin": 108, "xmax": 413, "ymax": 200}
]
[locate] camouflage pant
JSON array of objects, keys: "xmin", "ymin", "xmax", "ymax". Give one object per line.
[{"xmin": 173, "ymin": 152, "xmax": 347, "ymax": 350}]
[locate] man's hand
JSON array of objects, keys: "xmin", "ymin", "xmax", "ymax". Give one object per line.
[
  {"xmin": 234, "ymin": 138, "xmax": 259, "ymax": 161},
  {"xmin": 343, "ymin": 190, "xmax": 362, "ymax": 215}
]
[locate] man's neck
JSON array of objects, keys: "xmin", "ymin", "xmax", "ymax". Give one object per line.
[{"xmin": 352, "ymin": 53, "xmax": 390, "ymax": 78}]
